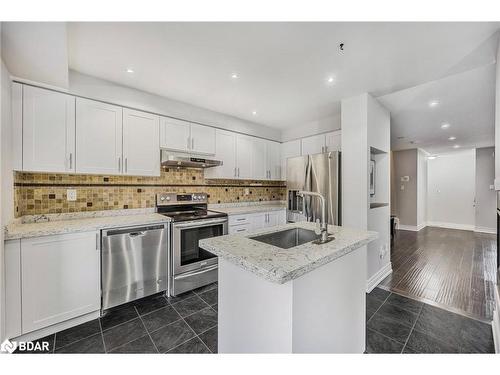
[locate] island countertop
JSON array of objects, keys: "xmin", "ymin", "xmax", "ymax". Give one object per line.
[{"xmin": 199, "ymin": 222, "xmax": 377, "ymax": 284}]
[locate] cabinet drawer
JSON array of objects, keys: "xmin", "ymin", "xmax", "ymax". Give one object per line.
[
  {"xmin": 229, "ymin": 223, "xmax": 252, "ymax": 234},
  {"xmin": 228, "ymin": 215, "xmax": 251, "ymax": 226}
]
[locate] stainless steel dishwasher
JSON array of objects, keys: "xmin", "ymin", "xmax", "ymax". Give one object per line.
[{"xmin": 101, "ymin": 223, "xmax": 169, "ymax": 310}]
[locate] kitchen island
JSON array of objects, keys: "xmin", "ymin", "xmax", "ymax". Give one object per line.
[{"xmin": 199, "ymin": 222, "xmax": 377, "ymax": 353}]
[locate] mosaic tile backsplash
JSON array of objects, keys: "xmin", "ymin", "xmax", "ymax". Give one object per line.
[{"xmin": 14, "ymin": 169, "xmax": 286, "ymax": 217}]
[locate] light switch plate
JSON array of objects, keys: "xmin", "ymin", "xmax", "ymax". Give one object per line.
[{"xmin": 67, "ymin": 189, "xmax": 77, "ymax": 201}]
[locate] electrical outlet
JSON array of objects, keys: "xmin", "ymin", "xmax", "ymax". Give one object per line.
[
  {"xmin": 244, "ymin": 188, "xmax": 250, "ymax": 196},
  {"xmin": 67, "ymin": 189, "xmax": 77, "ymax": 201}
]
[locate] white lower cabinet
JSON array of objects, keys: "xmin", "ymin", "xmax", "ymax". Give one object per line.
[
  {"xmin": 228, "ymin": 209, "xmax": 287, "ymax": 234},
  {"xmin": 21, "ymin": 232, "xmax": 101, "ymax": 334}
]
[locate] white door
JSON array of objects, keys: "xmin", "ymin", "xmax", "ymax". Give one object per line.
[
  {"xmin": 190, "ymin": 123, "xmax": 216, "ymax": 155},
  {"xmin": 23, "ymin": 86, "xmax": 76, "ymax": 173},
  {"xmin": 266, "ymin": 141, "xmax": 281, "ymax": 180},
  {"xmin": 267, "ymin": 211, "xmax": 279, "ymax": 227},
  {"xmin": 123, "ymin": 108, "xmax": 160, "ymax": 176},
  {"xmin": 325, "ymin": 130, "xmax": 341, "ymax": 152},
  {"xmin": 252, "ymin": 213, "xmax": 267, "ymax": 231},
  {"xmin": 280, "ymin": 139, "xmax": 301, "ymax": 180},
  {"xmin": 301, "ymin": 134, "xmax": 326, "ymax": 155},
  {"xmin": 76, "ymin": 98, "xmax": 123, "ymax": 175},
  {"xmin": 236, "ymin": 134, "xmax": 253, "ymax": 179},
  {"xmin": 252, "ymin": 137, "xmax": 268, "ymax": 180},
  {"xmin": 205, "ymin": 129, "xmax": 237, "ymax": 178},
  {"xmin": 160, "ymin": 117, "xmax": 190, "ymax": 152},
  {"xmin": 21, "ymin": 232, "xmax": 100, "ymax": 333}
]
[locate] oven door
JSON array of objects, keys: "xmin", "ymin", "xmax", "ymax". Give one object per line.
[{"xmin": 172, "ymin": 217, "xmax": 228, "ymax": 275}]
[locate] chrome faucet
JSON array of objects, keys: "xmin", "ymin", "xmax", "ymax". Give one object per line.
[{"xmin": 298, "ymin": 190, "xmax": 332, "ymax": 244}]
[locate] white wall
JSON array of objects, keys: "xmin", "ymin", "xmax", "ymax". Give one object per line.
[
  {"xmin": 0, "ymin": 21, "xmax": 6, "ymax": 341},
  {"xmin": 495, "ymin": 36, "xmax": 500, "ymax": 189},
  {"xmin": 427, "ymin": 149, "xmax": 476, "ymax": 230},
  {"xmin": 280, "ymin": 113, "xmax": 341, "ymax": 142},
  {"xmin": 475, "ymin": 147, "xmax": 496, "ymax": 232},
  {"xmin": 69, "ymin": 71, "xmax": 281, "ymax": 142},
  {"xmin": 417, "ymin": 149, "xmax": 428, "ymax": 228}
]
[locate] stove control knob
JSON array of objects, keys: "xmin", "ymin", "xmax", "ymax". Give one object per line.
[
  {"xmin": 166, "ymin": 196, "xmax": 171, "ymax": 201},
  {"xmin": 160, "ymin": 196, "xmax": 165, "ymax": 201}
]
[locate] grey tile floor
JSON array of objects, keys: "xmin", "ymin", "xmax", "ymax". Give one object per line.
[{"xmin": 14, "ymin": 283, "xmax": 495, "ymax": 354}]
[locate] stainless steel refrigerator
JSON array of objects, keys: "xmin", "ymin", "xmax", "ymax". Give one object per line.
[{"xmin": 286, "ymin": 151, "xmax": 341, "ymax": 225}]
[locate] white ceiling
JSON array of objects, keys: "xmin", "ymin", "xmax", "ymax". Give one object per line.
[
  {"xmin": 379, "ymin": 62, "xmax": 496, "ymax": 154},
  {"xmin": 67, "ymin": 22, "xmax": 500, "ymax": 131}
]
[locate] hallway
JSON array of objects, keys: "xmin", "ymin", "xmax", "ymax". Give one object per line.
[{"xmin": 379, "ymin": 227, "xmax": 497, "ymax": 321}]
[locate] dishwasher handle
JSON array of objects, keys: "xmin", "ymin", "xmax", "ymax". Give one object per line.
[{"xmin": 103, "ymin": 224, "xmax": 166, "ymax": 237}]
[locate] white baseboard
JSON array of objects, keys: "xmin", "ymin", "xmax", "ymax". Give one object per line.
[
  {"xmin": 366, "ymin": 262, "xmax": 392, "ymax": 293},
  {"xmin": 493, "ymin": 285, "xmax": 500, "ymax": 354},
  {"xmin": 426, "ymin": 221, "xmax": 475, "ymax": 231},
  {"xmin": 474, "ymin": 226, "xmax": 496, "ymax": 234},
  {"xmin": 397, "ymin": 225, "xmax": 419, "ymax": 231}
]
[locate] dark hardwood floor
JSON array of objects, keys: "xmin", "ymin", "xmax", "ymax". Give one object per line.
[{"xmin": 379, "ymin": 227, "xmax": 497, "ymax": 321}]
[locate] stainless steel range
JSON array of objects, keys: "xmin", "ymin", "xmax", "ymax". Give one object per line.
[{"xmin": 156, "ymin": 193, "xmax": 227, "ymax": 296}]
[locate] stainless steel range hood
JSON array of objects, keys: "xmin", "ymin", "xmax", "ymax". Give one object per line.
[{"xmin": 161, "ymin": 151, "xmax": 222, "ymax": 169}]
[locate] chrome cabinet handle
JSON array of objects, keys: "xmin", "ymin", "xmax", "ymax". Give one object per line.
[
  {"xmin": 118, "ymin": 157, "xmax": 121, "ymax": 172},
  {"xmin": 237, "ymin": 168, "xmax": 240, "ymax": 177},
  {"xmin": 69, "ymin": 153, "xmax": 73, "ymax": 170},
  {"xmin": 125, "ymin": 158, "xmax": 128, "ymax": 173},
  {"xmin": 192, "ymin": 138, "xmax": 194, "ymax": 149},
  {"xmin": 234, "ymin": 167, "xmax": 237, "ymax": 177},
  {"xmin": 187, "ymin": 137, "xmax": 190, "ymax": 150}
]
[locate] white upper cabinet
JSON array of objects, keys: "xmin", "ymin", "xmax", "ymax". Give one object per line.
[
  {"xmin": 22, "ymin": 85, "xmax": 76, "ymax": 173},
  {"xmin": 280, "ymin": 139, "xmax": 301, "ymax": 180},
  {"xmin": 160, "ymin": 117, "xmax": 191, "ymax": 152},
  {"xmin": 190, "ymin": 123, "xmax": 216, "ymax": 155},
  {"xmin": 160, "ymin": 118, "xmax": 216, "ymax": 155},
  {"xmin": 21, "ymin": 231, "xmax": 100, "ymax": 333},
  {"xmin": 252, "ymin": 137, "xmax": 268, "ymax": 180},
  {"xmin": 205, "ymin": 129, "xmax": 237, "ymax": 179},
  {"xmin": 266, "ymin": 141, "xmax": 281, "ymax": 180},
  {"xmin": 301, "ymin": 134, "xmax": 326, "ymax": 155},
  {"xmin": 236, "ymin": 134, "xmax": 253, "ymax": 179},
  {"xmin": 123, "ymin": 109, "xmax": 160, "ymax": 176},
  {"xmin": 325, "ymin": 130, "xmax": 341, "ymax": 152},
  {"xmin": 76, "ymin": 98, "xmax": 123, "ymax": 175}
]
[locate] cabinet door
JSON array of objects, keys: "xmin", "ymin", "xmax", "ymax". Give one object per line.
[
  {"xmin": 277, "ymin": 209, "xmax": 287, "ymax": 225},
  {"xmin": 280, "ymin": 139, "xmax": 301, "ymax": 180},
  {"xmin": 236, "ymin": 134, "xmax": 253, "ymax": 179},
  {"xmin": 21, "ymin": 232, "xmax": 100, "ymax": 333},
  {"xmin": 301, "ymin": 134, "xmax": 326, "ymax": 156},
  {"xmin": 160, "ymin": 117, "xmax": 190, "ymax": 152},
  {"xmin": 252, "ymin": 213, "xmax": 267, "ymax": 231},
  {"xmin": 190, "ymin": 123, "xmax": 216, "ymax": 155},
  {"xmin": 266, "ymin": 212, "xmax": 276, "ymax": 227},
  {"xmin": 23, "ymin": 85, "xmax": 75, "ymax": 173},
  {"xmin": 252, "ymin": 137, "xmax": 268, "ymax": 180},
  {"xmin": 123, "ymin": 108, "xmax": 160, "ymax": 176},
  {"xmin": 205, "ymin": 129, "xmax": 237, "ymax": 179},
  {"xmin": 325, "ymin": 130, "xmax": 341, "ymax": 152},
  {"xmin": 266, "ymin": 141, "xmax": 281, "ymax": 180},
  {"xmin": 76, "ymin": 98, "xmax": 123, "ymax": 175}
]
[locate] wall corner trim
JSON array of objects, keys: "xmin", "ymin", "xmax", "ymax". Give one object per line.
[
  {"xmin": 493, "ymin": 286, "xmax": 500, "ymax": 354},
  {"xmin": 366, "ymin": 262, "xmax": 392, "ymax": 293}
]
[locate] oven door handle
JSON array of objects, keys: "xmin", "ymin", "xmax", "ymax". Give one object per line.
[
  {"xmin": 173, "ymin": 218, "xmax": 228, "ymax": 229},
  {"xmin": 175, "ymin": 264, "xmax": 218, "ymax": 279}
]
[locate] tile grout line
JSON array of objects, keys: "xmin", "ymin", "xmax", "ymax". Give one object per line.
[
  {"xmin": 98, "ymin": 318, "xmax": 108, "ymax": 353},
  {"xmin": 134, "ymin": 306, "xmax": 160, "ymax": 354},
  {"xmin": 170, "ymin": 303, "xmax": 214, "ymax": 354},
  {"xmin": 366, "ymin": 291, "xmax": 391, "ymax": 325},
  {"xmin": 400, "ymin": 303, "xmax": 424, "ymax": 354}
]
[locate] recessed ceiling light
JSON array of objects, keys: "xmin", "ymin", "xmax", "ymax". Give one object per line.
[
  {"xmin": 440, "ymin": 123, "xmax": 450, "ymax": 129},
  {"xmin": 252, "ymin": 111, "xmax": 257, "ymax": 116},
  {"xmin": 326, "ymin": 76, "xmax": 335, "ymax": 84},
  {"xmin": 453, "ymin": 144, "xmax": 460, "ymax": 149},
  {"xmin": 448, "ymin": 136, "xmax": 456, "ymax": 141},
  {"xmin": 126, "ymin": 68, "xmax": 134, "ymax": 73},
  {"xmin": 397, "ymin": 136, "xmax": 405, "ymax": 140},
  {"xmin": 427, "ymin": 156, "xmax": 437, "ymax": 160},
  {"xmin": 231, "ymin": 73, "xmax": 239, "ymax": 79},
  {"xmin": 429, "ymin": 100, "xmax": 439, "ymax": 108}
]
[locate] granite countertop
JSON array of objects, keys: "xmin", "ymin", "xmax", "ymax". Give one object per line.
[
  {"xmin": 209, "ymin": 202, "xmax": 286, "ymax": 216},
  {"xmin": 199, "ymin": 221, "xmax": 377, "ymax": 284},
  {"xmin": 4, "ymin": 210, "xmax": 170, "ymax": 240}
]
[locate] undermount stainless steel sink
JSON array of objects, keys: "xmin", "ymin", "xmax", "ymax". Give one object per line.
[{"xmin": 249, "ymin": 228, "xmax": 320, "ymax": 249}]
